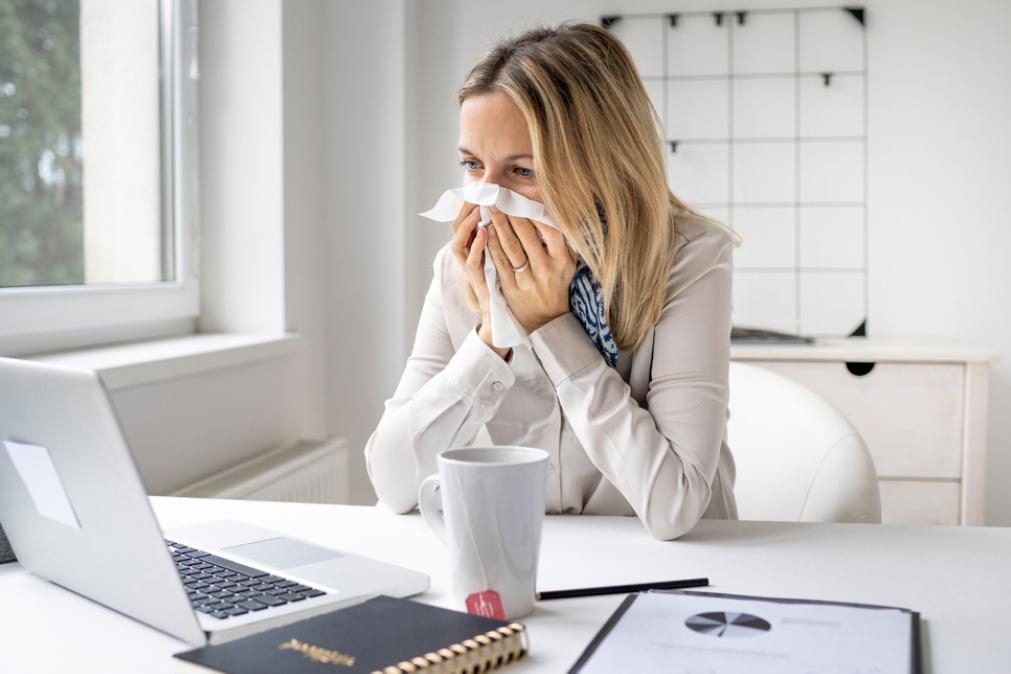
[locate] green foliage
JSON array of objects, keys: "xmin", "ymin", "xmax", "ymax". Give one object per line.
[{"xmin": 0, "ymin": 0, "xmax": 83, "ymax": 287}]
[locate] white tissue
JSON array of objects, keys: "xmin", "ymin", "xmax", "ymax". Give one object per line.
[{"xmin": 419, "ymin": 183, "xmax": 559, "ymax": 349}]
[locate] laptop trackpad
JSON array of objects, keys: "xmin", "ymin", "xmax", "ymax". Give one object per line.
[{"xmin": 222, "ymin": 537, "xmax": 343, "ymax": 569}]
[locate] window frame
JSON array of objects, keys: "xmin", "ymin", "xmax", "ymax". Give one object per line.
[{"xmin": 0, "ymin": 0, "xmax": 200, "ymax": 357}]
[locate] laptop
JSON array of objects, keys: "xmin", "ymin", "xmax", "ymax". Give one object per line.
[{"xmin": 0, "ymin": 356, "xmax": 429, "ymax": 645}]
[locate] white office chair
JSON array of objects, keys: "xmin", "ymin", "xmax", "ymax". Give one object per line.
[{"xmin": 727, "ymin": 361, "xmax": 882, "ymax": 523}]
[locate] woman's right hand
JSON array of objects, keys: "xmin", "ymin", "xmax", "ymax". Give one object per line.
[{"xmin": 450, "ymin": 201, "xmax": 510, "ymax": 359}]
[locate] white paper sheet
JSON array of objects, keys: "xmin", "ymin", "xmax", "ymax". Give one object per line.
[
  {"xmin": 2, "ymin": 440, "xmax": 81, "ymax": 529},
  {"xmin": 577, "ymin": 591, "xmax": 915, "ymax": 674},
  {"xmin": 419, "ymin": 182, "xmax": 559, "ymax": 349}
]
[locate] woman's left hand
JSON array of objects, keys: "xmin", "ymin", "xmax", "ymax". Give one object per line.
[{"xmin": 485, "ymin": 205, "xmax": 577, "ymax": 334}]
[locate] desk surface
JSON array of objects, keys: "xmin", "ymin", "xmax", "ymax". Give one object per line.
[{"xmin": 2, "ymin": 497, "xmax": 1009, "ymax": 673}]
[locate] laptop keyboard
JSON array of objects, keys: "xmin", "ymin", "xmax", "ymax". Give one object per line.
[{"xmin": 166, "ymin": 539, "xmax": 328, "ymax": 621}]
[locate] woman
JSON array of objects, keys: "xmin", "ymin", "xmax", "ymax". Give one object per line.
[{"xmin": 364, "ymin": 23, "xmax": 738, "ymax": 540}]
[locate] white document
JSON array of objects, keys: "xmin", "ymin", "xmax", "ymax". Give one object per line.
[
  {"xmin": 576, "ymin": 590, "xmax": 916, "ymax": 674},
  {"xmin": 2, "ymin": 440, "xmax": 81, "ymax": 529}
]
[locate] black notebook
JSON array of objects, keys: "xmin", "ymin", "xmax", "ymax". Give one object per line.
[
  {"xmin": 173, "ymin": 595, "xmax": 527, "ymax": 674},
  {"xmin": 570, "ymin": 589, "xmax": 921, "ymax": 674}
]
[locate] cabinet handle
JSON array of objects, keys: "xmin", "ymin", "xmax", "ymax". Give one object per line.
[{"xmin": 845, "ymin": 361, "xmax": 876, "ymax": 376}]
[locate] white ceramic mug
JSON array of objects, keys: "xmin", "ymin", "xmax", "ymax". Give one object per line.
[{"xmin": 418, "ymin": 446, "xmax": 549, "ymax": 620}]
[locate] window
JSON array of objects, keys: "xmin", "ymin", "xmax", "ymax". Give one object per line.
[{"xmin": 0, "ymin": 0, "xmax": 198, "ymax": 355}]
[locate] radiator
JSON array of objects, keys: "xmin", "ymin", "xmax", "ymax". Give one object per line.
[{"xmin": 171, "ymin": 437, "xmax": 349, "ymax": 504}]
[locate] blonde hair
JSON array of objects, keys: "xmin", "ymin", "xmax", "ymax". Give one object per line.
[{"xmin": 458, "ymin": 22, "xmax": 736, "ymax": 351}]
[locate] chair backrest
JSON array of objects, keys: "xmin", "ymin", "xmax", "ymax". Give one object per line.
[{"xmin": 727, "ymin": 362, "xmax": 882, "ymax": 523}]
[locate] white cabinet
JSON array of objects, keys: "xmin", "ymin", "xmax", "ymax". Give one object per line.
[{"xmin": 731, "ymin": 338, "xmax": 996, "ymax": 525}]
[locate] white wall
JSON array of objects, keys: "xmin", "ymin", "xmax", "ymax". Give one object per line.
[
  {"xmin": 863, "ymin": 0, "xmax": 1011, "ymax": 525},
  {"xmin": 281, "ymin": 0, "xmax": 329, "ymax": 441},
  {"xmin": 319, "ymin": 0, "xmax": 409, "ymax": 504},
  {"xmin": 113, "ymin": 355, "xmax": 302, "ymax": 494},
  {"xmin": 192, "ymin": 0, "xmax": 410, "ymax": 505},
  {"xmin": 127, "ymin": 0, "xmax": 410, "ymax": 505},
  {"xmin": 403, "ymin": 0, "xmax": 1011, "ymax": 524},
  {"xmin": 199, "ymin": 0, "xmax": 286, "ymax": 335}
]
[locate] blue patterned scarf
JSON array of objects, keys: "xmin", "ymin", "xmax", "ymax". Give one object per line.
[
  {"xmin": 569, "ymin": 260, "xmax": 618, "ymax": 367},
  {"xmin": 567, "ymin": 205, "xmax": 618, "ymax": 367}
]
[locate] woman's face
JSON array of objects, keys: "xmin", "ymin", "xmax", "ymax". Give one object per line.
[{"xmin": 458, "ymin": 91, "xmax": 541, "ymax": 202}]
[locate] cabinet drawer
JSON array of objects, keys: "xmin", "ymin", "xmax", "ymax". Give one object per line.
[
  {"xmin": 879, "ymin": 480, "xmax": 960, "ymax": 525},
  {"xmin": 744, "ymin": 361, "xmax": 964, "ymax": 479}
]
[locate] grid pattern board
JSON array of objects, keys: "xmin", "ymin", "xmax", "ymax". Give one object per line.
[{"xmin": 606, "ymin": 7, "xmax": 868, "ymax": 336}]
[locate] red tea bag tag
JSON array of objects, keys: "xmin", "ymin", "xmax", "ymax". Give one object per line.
[{"xmin": 466, "ymin": 589, "xmax": 505, "ymax": 619}]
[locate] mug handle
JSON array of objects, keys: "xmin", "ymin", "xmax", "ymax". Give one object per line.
[{"xmin": 418, "ymin": 475, "xmax": 447, "ymax": 543}]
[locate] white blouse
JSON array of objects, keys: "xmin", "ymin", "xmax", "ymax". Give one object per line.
[{"xmin": 364, "ymin": 214, "xmax": 738, "ymax": 540}]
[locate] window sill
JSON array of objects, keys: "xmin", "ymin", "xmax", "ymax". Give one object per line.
[{"xmin": 30, "ymin": 333, "xmax": 301, "ymax": 391}]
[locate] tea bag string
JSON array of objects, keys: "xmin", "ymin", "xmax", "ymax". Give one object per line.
[{"xmin": 450, "ymin": 465, "xmax": 491, "ymax": 591}]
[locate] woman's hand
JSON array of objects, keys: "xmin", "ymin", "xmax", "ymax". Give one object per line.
[
  {"xmin": 485, "ymin": 205, "xmax": 577, "ymax": 334},
  {"xmin": 449, "ymin": 202, "xmax": 511, "ymax": 359}
]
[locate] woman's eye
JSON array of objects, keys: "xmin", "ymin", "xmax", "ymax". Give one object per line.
[{"xmin": 458, "ymin": 160, "xmax": 533, "ymax": 179}]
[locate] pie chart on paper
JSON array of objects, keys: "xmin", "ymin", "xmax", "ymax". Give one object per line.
[{"xmin": 685, "ymin": 611, "xmax": 772, "ymax": 638}]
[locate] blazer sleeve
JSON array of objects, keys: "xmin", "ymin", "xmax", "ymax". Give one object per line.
[
  {"xmin": 363, "ymin": 245, "xmax": 517, "ymax": 514},
  {"xmin": 528, "ymin": 224, "xmax": 734, "ymax": 540}
]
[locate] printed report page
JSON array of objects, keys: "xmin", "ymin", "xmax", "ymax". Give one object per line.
[{"xmin": 577, "ymin": 591, "xmax": 914, "ymax": 674}]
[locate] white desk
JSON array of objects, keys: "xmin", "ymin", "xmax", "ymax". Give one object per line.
[{"xmin": 2, "ymin": 497, "xmax": 1009, "ymax": 673}]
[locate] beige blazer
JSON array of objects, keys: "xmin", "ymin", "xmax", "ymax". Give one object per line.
[{"xmin": 364, "ymin": 214, "xmax": 738, "ymax": 540}]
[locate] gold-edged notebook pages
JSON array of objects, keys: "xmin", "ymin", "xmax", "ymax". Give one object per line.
[{"xmin": 372, "ymin": 622, "xmax": 527, "ymax": 674}]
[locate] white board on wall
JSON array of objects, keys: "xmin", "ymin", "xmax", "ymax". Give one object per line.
[{"xmin": 607, "ymin": 6, "xmax": 868, "ymax": 337}]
